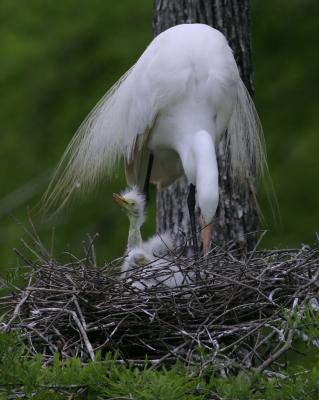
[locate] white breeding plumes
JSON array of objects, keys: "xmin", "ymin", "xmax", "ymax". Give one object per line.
[{"xmin": 44, "ymin": 23, "xmax": 266, "ymax": 249}]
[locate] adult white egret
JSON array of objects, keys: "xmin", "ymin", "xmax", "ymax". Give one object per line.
[{"xmin": 45, "ymin": 23, "xmax": 265, "ymax": 254}]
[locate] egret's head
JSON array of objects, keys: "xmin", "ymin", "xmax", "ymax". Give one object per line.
[
  {"xmin": 113, "ymin": 186, "xmax": 146, "ymax": 227},
  {"xmin": 127, "ymin": 248, "xmax": 150, "ymax": 268}
]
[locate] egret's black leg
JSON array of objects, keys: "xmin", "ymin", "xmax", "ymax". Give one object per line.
[
  {"xmin": 187, "ymin": 184, "xmax": 199, "ymax": 269},
  {"xmin": 143, "ymin": 153, "xmax": 154, "ymax": 207}
]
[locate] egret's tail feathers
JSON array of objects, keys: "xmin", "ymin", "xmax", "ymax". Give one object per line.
[
  {"xmin": 227, "ymin": 79, "xmax": 266, "ymax": 182},
  {"xmin": 227, "ymin": 79, "xmax": 280, "ymax": 223},
  {"xmin": 42, "ymin": 64, "xmax": 154, "ymax": 213}
]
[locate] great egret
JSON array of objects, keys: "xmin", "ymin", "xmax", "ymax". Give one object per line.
[
  {"xmin": 45, "ymin": 23, "xmax": 265, "ymax": 254},
  {"xmin": 122, "ymin": 248, "xmax": 191, "ymax": 291},
  {"xmin": 113, "ymin": 187, "xmax": 191, "ymax": 289},
  {"xmin": 113, "ymin": 186, "xmax": 173, "ymax": 256}
]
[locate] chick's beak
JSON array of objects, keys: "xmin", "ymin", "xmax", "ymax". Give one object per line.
[{"xmin": 113, "ymin": 193, "xmax": 130, "ymax": 210}]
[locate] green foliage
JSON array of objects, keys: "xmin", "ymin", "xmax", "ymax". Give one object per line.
[
  {"xmin": 251, "ymin": 0, "xmax": 319, "ymax": 247},
  {"xmin": 205, "ymin": 368, "xmax": 319, "ymax": 400},
  {"xmin": 280, "ymin": 301, "xmax": 319, "ymax": 347},
  {"xmin": 0, "ymin": 333, "xmax": 201, "ymax": 399},
  {"xmin": 98, "ymin": 364, "xmax": 201, "ymax": 400},
  {"xmin": 294, "ymin": 302, "xmax": 319, "ymax": 343},
  {"xmin": 1, "ymin": 331, "xmax": 319, "ymax": 399}
]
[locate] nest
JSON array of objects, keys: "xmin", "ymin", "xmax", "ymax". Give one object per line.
[{"xmin": 1, "ymin": 231, "xmax": 319, "ymax": 373}]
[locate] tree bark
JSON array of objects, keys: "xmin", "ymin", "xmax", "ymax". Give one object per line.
[{"xmin": 153, "ymin": 0, "xmax": 258, "ymax": 252}]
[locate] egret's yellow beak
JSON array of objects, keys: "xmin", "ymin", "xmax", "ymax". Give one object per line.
[{"xmin": 113, "ymin": 193, "xmax": 131, "ymax": 211}]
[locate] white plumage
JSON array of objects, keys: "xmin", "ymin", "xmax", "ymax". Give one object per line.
[
  {"xmin": 123, "ymin": 252, "xmax": 192, "ymax": 291},
  {"xmin": 113, "ymin": 187, "xmax": 173, "ymax": 266},
  {"xmin": 121, "ymin": 233, "xmax": 175, "ymax": 282},
  {"xmin": 45, "ymin": 23, "xmax": 265, "ymax": 249},
  {"xmin": 114, "ymin": 187, "xmax": 192, "ymax": 289}
]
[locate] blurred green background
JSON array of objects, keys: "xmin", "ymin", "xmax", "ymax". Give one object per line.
[{"xmin": 0, "ymin": 0, "xmax": 318, "ymax": 273}]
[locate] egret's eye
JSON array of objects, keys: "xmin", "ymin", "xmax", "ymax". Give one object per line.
[{"xmin": 127, "ymin": 200, "xmax": 139, "ymax": 215}]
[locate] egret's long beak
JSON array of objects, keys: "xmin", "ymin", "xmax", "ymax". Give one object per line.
[
  {"xmin": 113, "ymin": 193, "xmax": 130, "ymax": 210},
  {"xmin": 200, "ymin": 218, "xmax": 212, "ymax": 255}
]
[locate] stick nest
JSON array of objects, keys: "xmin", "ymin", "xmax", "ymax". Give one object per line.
[{"xmin": 1, "ymin": 231, "xmax": 319, "ymax": 373}]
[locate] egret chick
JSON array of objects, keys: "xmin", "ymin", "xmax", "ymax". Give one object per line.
[
  {"xmin": 113, "ymin": 186, "xmax": 146, "ymax": 252},
  {"xmin": 120, "ymin": 248, "xmax": 150, "ymax": 280},
  {"xmin": 114, "ymin": 187, "xmax": 192, "ymax": 289},
  {"xmin": 113, "ymin": 187, "xmax": 174, "ymax": 256},
  {"xmin": 123, "ymin": 248, "xmax": 192, "ymax": 291},
  {"xmin": 143, "ymin": 231, "xmax": 174, "ymax": 258},
  {"xmin": 113, "ymin": 187, "xmax": 173, "ymax": 278}
]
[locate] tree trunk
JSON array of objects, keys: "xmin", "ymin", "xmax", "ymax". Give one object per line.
[{"xmin": 153, "ymin": 0, "xmax": 258, "ymax": 252}]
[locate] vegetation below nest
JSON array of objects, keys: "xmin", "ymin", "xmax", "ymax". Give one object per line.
[{"xmin": 0, "ymin": 332, "xmax": 319, "ymax": 399}]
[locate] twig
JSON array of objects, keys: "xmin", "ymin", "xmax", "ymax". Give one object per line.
[{"xmin": 4, "ymin": 276, "xmax": 32, "ymax": 331}]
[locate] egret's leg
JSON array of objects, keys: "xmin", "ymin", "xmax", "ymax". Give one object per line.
[
  {"xmin": 187, "ymin": 184, "xmax": 199, "ymax": 262},
  {"xmin": 143, "ymin": 153, "xmax": 154, "ymax": 207}
]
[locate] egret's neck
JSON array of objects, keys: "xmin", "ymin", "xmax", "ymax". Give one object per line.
[
  {"xmin": 189, "ymin": 130, "xmax": 219, "ymax": 224},
  {"xmin": 127, "ymin": 215, "xmax": 143, "ymax": 251}
]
